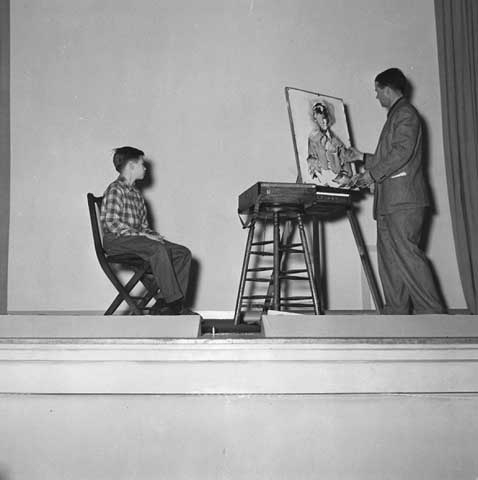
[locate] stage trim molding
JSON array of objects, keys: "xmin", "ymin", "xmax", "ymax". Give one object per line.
[{"xmin": 1, "ymin": 314, "xmax": 478, "ymax": 395}]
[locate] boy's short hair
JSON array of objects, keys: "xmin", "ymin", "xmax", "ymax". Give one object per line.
[
  {"xmin": 375, "ymin": 68, "xmax": 408, "ymax": 95},
  {"xmin": 312, "ymin": 102, "xmax": 328, "ymax": 119},
  {"xmin": 113, "ymin": 146, "xmax": 145, "ymax": 173}
]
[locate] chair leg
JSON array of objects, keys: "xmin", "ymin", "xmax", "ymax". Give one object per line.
[
  {"xmin": 138, "ymin": 275, "xmax": 160, "ymax": 310},
  {"xmin": 104, "ymin": 266, "xmax": 148, "ymax": 315}
]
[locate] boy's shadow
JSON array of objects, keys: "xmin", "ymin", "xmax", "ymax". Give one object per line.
[{"xmin": 136, "ymin": 159, "xmax": 201, "ymax": 308}]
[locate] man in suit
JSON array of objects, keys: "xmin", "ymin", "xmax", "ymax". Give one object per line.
[{"xmin": 347, "ymin": 68, "xmax": 445, "ymax": 314}]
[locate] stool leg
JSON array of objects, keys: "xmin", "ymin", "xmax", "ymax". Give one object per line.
[
  {"xmin": 234, "ymin": 219, "xmax": 256, "ymax": 325},
  {"xmin": 297, "ymin": 213, "xmax": 321, "ymax": 315},
  {"xmin": 272, "ymin": 211, "xmax": 281, "ymax": 311}
]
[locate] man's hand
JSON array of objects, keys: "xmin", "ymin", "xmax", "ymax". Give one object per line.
[
  {"xmin": 344, "ymin": 147, "xmax": 364, "ymax": 163},
  {"xmin": 349, "ymin": 170, "xmax": 373, "ymax": 189},
  {"xmin": 355, "ymin": 170, "xmax": 374, "ymax": 189},
  {"xmin": 143, "ymin": 232, "xmax": 165, "ymax": 243}
]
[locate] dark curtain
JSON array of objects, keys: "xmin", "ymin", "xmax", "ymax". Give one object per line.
[
  {"xmin": 0, "ymin": 0, "xmax": 10, "ymax": 314},
  {"xmin": 435, "ymin": 0, "xmax": 478, "ymax": 313}
]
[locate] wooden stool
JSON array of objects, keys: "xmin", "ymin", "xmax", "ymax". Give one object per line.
[{"xmin": 234, "ymin": 204, "xmax": 320, "ymax": 325}]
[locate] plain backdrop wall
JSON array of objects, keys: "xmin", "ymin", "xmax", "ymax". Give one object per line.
[{"xmin": 8, "ymin": 0, "xmax": 466, "ymax": 312}]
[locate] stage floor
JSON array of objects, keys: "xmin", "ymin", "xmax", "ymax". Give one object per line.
[{"xmin": 1, "ymin": 312, "xmax": 477, "ymax": 340}]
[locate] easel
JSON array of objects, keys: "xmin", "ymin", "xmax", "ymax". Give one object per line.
[
  {"xmin": 233, "ymin": 87, "xmax": 384, "ymax": 323},
  {"xmin": 233, "ymin": 184, "xmax": 383, "ymax": 324},
  {"xmin": 284, "ymin": 85, "xmax": 383, "ymax": 314}
]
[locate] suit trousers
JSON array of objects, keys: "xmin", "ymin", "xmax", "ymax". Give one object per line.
[
  {"xmin": 377, "ymin": 208, "xmax": 445, "ymax": 314},
  {"xmin": 103, "ymin": 234, "xmax": 191, "ymax": 304}
]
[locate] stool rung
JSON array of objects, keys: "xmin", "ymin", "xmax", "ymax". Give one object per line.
[
  {"xmin": 280, "ymin": 248, "xmax": 304, "ymax": 254},
  {"xmin": 252, "ymin": 240, "xmax": 274, "ymax": 246},
  {"xmin": 280, "ymin": 305, "xmax": 315, "ymax": 309},
  {"xmin": 241, "ymin": 294, "xmax": 272, "ymax": 300},
  {"xmin": 247, "ymin": 267, "xmax": 273, "ymax": 272},
  {"xmin": 251, "ymin": 251, "xmax": 274, "ymax": 256},
  {"xmin": 282, "ymin": 269, "xmax": 307, "ymax": 274},
  {"xmin": 281, "ymin": 296, "xmax": 314, "ymax": 301},
  {"xmin": 280, "ymin": 276, "xmax": 309, "ymax": 281},
  {"xmin": 241, "ymin": 303, "xmax": 270, "ymax": 309},
  {"xmin": 278, "ymin": 306, "xmax": 315, "ymax": 310},
  {"xmin": 246, "ymin": 277, "xmax": 274, "ymax": 283},
  {"xmin": 279, "ymin": 300, "xmax": 313, "ymax": 304}
]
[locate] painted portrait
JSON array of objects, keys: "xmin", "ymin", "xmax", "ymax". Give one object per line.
[{"xmin": 285, "ymin": 87, "xmax": 355, "ymax": 188}]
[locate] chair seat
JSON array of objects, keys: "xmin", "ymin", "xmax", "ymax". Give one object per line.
[{"xmin": 105, "ymin": 253, "xmax": 150, "ymax": 269}]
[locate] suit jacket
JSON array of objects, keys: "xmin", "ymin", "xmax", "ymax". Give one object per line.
[{"xmin": 365, "ymin": 97, "xmax": 430, "ymax": 219}]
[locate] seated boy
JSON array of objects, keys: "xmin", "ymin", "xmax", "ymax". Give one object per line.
[{"xmin": 100, "ymin": 146, "xmax": 192, "ymax": 315}]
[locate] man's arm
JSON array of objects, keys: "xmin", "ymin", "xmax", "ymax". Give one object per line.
[{"xmin": 367, "ymin": 109, "xmax": 420, "ymax": 182}]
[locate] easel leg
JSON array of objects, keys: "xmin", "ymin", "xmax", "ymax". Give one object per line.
[
  {"xmin": 346, "ymin": 208, "xmax": 384, "ymax": 313},
  {"xmin": 234, "ymin": 219, "xmax": 256, "ymax": 325},
  {"xmin": 312, "ymin": 217, "xmax": 324, "ymax": 314}
]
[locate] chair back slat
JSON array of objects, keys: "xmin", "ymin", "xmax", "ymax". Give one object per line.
[{"xmin": 87, "ymin": 193, "xmax": 106, "ymax": 261}]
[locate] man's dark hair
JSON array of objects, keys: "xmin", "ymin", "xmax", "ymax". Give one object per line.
[
  {"xmin": 113, "ymin": 146, "xmax": 145, "ymax": 173},
  {"xmin": 375, "ymin": 68, "xmax": 408, "ymax": 95}
]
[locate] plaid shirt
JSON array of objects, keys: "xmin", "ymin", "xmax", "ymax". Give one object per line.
[{"xmin": 100, "ymin": 176, "xmax": 156, "ymax": 237}]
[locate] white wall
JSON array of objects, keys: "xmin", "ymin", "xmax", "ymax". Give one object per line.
[
  {"xmin": 2, "ymin": 394, "xmax": 478, "ymax": 480},
  {"xmin": 8, "ymin": 0, "xmax": 465, "ymax": 311}
]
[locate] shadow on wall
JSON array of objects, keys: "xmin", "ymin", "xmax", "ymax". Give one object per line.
[
  {"xmin": 0, "ymin": 465, "xmax": 11, "ymax": 480},
  {"xmin": 137, "ymin": 159, "xmax": 201, "ymax": 309},
  {"xmin": 412, "ymin": 79, "xmax": 447, "ymax": 310}
]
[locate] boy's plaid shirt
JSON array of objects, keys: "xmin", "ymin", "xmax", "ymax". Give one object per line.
[{"xmin": 100, "ymin": 176, "xmax": 156, "ymax": 237}]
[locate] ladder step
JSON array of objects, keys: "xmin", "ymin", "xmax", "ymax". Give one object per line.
[
  {"xmin": 250, "ymin": 251, "xmax": 274, "ymax": 256},
  {"xmin": 247, "ymin": 267, "xmax": 273, "ymax": 272},
  {"xmin": 280, "ymin": 248, "xmax": 304, "ymax": 254},
  {"xmin": 252, "ymin": 240, "xmax": 274, "ymax": 246},
  {"xmin": 246, "ymin": 277, "xmax": 274, "ymax": 283}
]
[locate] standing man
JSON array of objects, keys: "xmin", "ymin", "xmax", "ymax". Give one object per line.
[
  {"xmin": 347, "ymin": 68, "xmax": 445, "ymax": 314},
  {"xmin": 100, "ymin": 146, "xmax": 192, "ymax": 315}
]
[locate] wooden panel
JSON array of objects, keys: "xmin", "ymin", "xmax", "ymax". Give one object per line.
[{"xmin": 1, "ymin": 315, "xmax": 478, "ymax": 394}]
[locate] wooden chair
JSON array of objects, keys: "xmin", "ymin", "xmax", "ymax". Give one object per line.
[{"xmin": 87, "ymin": 193, "xmax": 157, "ymax": 315}]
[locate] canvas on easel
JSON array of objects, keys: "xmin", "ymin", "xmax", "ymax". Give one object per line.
[{"xmin": 285, "ymin": 87, "xmax": 355, "ymax": 187}]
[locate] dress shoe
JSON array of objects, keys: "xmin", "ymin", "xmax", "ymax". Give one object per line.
[
  {"xmin": 154, "ymin": 299, "xmax": 183, "ymax": 315},
  {"xmin": 149, "ymin": 299, "xmax": 166, "ymax": 315},
  {"xmin": 156, "ymin": 305, "xmax": 180, "ymax": 316}
]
